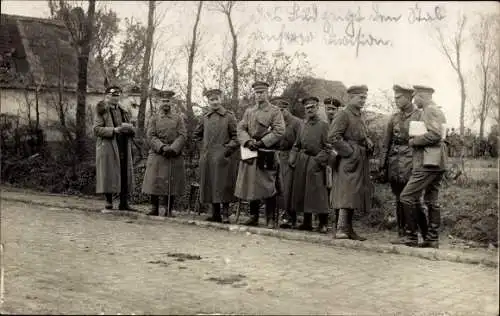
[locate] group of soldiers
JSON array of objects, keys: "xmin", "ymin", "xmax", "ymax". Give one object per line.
[
  {"xmin": 93, "ymin": 80, "xmax": 448, "ymax": 249},
  {"xmin": 445, "ymin": 128, "xmax": 496, "ymax": 158}
]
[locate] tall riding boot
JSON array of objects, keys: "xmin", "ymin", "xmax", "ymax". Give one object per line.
[
  {"xmin": 317, "ymin": 213, "xmax": 329, "ymax": 234},
  {"xmin": 207, "ymin": 203, "xmax": 222, "ymax": 223},
  {"xmin": 221, "ymin": 203, "xmax": 231, "ymax": 224},
  {"xmin": 416, "ymin": 203, "xmax": 429, "ymax": 241},
  {"xmin": 298, "ymin": 213, "xmax": 313, "ymax": 231},
  {"xmin": 265, "ymin": 196, "xmax": 277, "ymax": 228},
  {"xmin": 347, "ymin": 209, "xmax": 366, "ymax": 241},
  {"xmin": 104, "ymin": 193, "xmax": 113, "ymax": 210},
  {"xmin": 335, "ymin": 209, "xmax": 349, "ymax": 239},
  {"xmin": 390, "ymin": 202, "xmax": 407, "ymax": 244},
  {"xmin": 332, "ymin": 209, "xmax": 340, "ymax": 234},
  {"xmin": 244, "ymin": 200, "xmax": 260, "ymax": 226},
  {"xmin": 396, "ymin": 201, "xmax": 405, "ymax": 237},
  {"xmin": 163, "ymin": 195, "xmax": 175, "ymax": 217},
  {"xmin": 421, "ymin": 204, "xmax": 440, "ymax": 248},
  {"xmin": 402, "ymin": 203, "xmax": 419, "ymax": 247},
  {"xmin": 147, "ymin": 195, "xmax": 160, "ymax": 216}
]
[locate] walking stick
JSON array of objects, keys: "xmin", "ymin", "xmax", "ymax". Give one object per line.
[{"xmin": 167, "ymin": 159, "xmax": 172, "ymax": 217}]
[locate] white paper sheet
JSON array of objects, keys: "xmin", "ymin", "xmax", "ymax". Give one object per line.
[
  {"xmin": 240, "ymin": 145, "xmax": 258, "ymax": 160},
  {"xmin": 409, "ymin": 121, "xmax": 427, "ymax": 137}
]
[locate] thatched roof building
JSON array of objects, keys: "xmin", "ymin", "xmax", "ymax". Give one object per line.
[{"xmin": 0, "ymin": 14, "xmax": 105, "ymax": 93}]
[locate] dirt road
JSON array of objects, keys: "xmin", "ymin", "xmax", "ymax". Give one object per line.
[{"xmin": 1, "ymin": 201, "xmax": 498, "ymax": 315}]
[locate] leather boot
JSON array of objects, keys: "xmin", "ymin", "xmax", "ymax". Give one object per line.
[
  {"xmin": 396, "ymin": 201, "xmax": 405, "ymax": 237},
  {"xmin": 347, "ymin": 209, "xmax": 366, "ymax": 241},
  {"xmin": 298, "ymin": 213, "xmax": 313, "ymax": 231},
  {"xmin": 331, "ymin": 209, "xmax": 340, "ymax": 235},
  {"xmin": 421, "ymin": 204, "xmax": 440, "ymax": 248},
  {"xmin": 119, "ymin": 192, "xmax": 139, "ymax": 212},
  {"xmin": 280, "ymin": 211, "xmax": 297, "ymax": 229},
  {"xmin": 243, "ymin": 200, "xmax": 260, "ymax": 226},
  {"xmin": 221, "ymin": 203, "xmax": 231, "ymax": 224},
  {"xmin": 163, "ymin": 195, "xmax": 175, "ymax": 217},
  {"xmin": 416, "ymin": 203, "xmax": 429, "ymax": 241},
  {"xmin": 390, "ymin": 202, "xmax": 406, "ymax": 244},
  {"xmin": 207, "ymin": 203, "xmax": 222, "ymax": 222},
  {"xmin": 402, "ymin": 203, "xmax": 419, "ymax": 247},
  {"xmin": 335, "ymin": 209, "xmax": 349, "ymax": 239},
  {"xmin": 147, "ymin": 195, "xmax": 160, "ymax": 216},
  {"xmin": 317, "ymin": 213, "xmax": 329, "ymax": 234},
  {"xmin": 265, "ymin": 196, "xmax": 277, "ymax": 228},
  {"xmin": 104, "ymin": 193, "xmax": 113, "ymax": 210}
]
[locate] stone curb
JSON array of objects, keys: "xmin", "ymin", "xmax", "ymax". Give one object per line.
[{"xmin": 2, "ymin": 196, "xmax": 498, "ymax": 268}]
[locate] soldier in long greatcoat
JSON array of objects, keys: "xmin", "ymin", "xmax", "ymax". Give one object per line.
[
  {"xmin": 328, "ymin": 85, "xmax": 374, "ymax": 241},
  {"xmin": 142, "ymin": 90, "xmax": 186, "ymax": 217},
  {"xmin": 289, "ymin": 96, "xmax": 331, "ymax": 233},
  {"xmin": 234, "ymin": 81, "xmax": 285, "ymax": 227},
  {"xmin": 271, "ymin": 97, "xmax": 302, "ymax": 229},
  {"xmin": 324, "ymin": 97, "xmax": 343, "ymax": 229},
  {"xmin": 380, "ymin": 85, "xmax": 428, "ymax": 244},
  {"xmin": 194, "ymin": 88, "xmax": 239, "ymax": 223},
  {"xmin": 400, "ymin": 85, "xmax": 447, "ymax": 248},
  {"xmin": 94, "ymin": 85, "xmax": 136, "ymax": 211}
]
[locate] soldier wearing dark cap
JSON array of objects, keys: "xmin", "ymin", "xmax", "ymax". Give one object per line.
[
  {"xmin": 142, "ymin": 90, "xmax": 186, "ymax": 217},
  {"xmin": 328, "ymin": 85, "xmax": 374, "ymax": 240},
  {"xmin": 289, "ymin": 96, "xmax": 331, "ymax": 232},
  {"xmin": 270, "ymin": 97, "xmax": 303, "ymax": 229},
  {"xmin": 400, "ymin": 85, "xmax": 447, "ymax": 248},
  {"xmin": 235, "ymin": 81, "xmax": 286, "ymax": 227},
  {"xmin": 380, "ymin": 85, "xmax": 428, "ymax": 244},
  {"xmin": 324, "ymin": 97, "xmax": 344, "ymax": 124},
  {"xmin": 194, "ymin": 88, "xmax": 239, "ymax": 223},
  {"xmin": 94, "ymin": 85, "xmax": 137, "ymax": 211}
]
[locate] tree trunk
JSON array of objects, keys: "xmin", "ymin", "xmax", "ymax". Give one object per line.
[
  {"xmin": 459, "ymin": 73, "xmax": 466, "ymax": 136},
  {"xmin": 227, "ymin": 12, "xmax": 239, "ymax": 112},
  {"xmin": 138, "ymin": 0, "xmax": 156, "ymax": 134},
  {"xmin": 75, "ymin": 0, "xmax": 96, "ymax": 157},
  {"xmin": 186, "ymin": 1, "xmax": 203, "ymax": 124},
  {"xmin": 35, "ymin": 87, "xmax": 40, "ymax": 130}
]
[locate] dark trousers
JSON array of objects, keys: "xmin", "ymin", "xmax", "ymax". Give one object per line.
[
  {"xmin": 391, "ymin": 181, "xmax": 428, "ymax": 237},
  {"xmin": 249, "ymin": 196, "xmax": 277, "ymax": 220},
  {"xmin": 400, "ymin": 170, "xmax": 443, "ymax": 241}
]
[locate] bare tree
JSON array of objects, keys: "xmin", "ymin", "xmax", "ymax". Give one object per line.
[
  {"xmin": 136, "ymin": 1, "xmax": 156, "ymax": 134},
  {"xmin": 471, "ymin": 13, "xmax": 499, "ymax": 139},
  {"xmin": 213, "ymin": 1, "xmax": 239, "ymax": 111},
  {"xmin": 434, "ymin": 13, "xmax": 468, "ymax": 136},
  {"xmin": 185, "ymin": 1, "xmax": 203, "ymax": 123}
]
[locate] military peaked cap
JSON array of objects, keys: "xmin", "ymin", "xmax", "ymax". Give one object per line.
[
  {"xmin": 156, "ymin": 90, "xmax": 176, "ymax": 99},
  {"xmin": 203, "ymin": 88, "xmax": 222, "ymax": 98},
  {"xmin": 105, "ymin": 85, "xmax": 122, "ymax": 96},
  {"xmin": 302, "ymin": 96, "xmax": 320, "ymax": 105},
  {"xmin": 324, "ymin": 97, "xmax": 343, "ymax": 107},
  {"xmin": 413, "ymin": 85, "xmax": 435, "ymax": 94},
  {"xmin": 393, "ymin": 84, "xmax": 414, "ymax": 94},
  {"xmin": 251, "ymin": 81, "xmax": 270, "ymax": 91},
  {"xmin": 270, "ymin": 97, "xmax": 290, "ymax": 106},
  {"xmin": 347, "ymin": 85, "xmax": 368, "ymax": 94}
]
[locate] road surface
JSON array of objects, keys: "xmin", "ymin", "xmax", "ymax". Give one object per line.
[{"xmin": 1, "ymin": 201, "xmax": 498, "ymax": 315}]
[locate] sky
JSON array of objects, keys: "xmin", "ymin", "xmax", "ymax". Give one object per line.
[{"xmin": 2, "ymin": 0, "xmax": 499, "ymax": 133}]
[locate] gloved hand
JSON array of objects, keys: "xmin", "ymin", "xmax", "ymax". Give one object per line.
[
  {"xmin": 162, "ymin": 145, "xmax": 176, "ymax": 158},
  {"xmin": 224, "ymin": 146, "xmax": 234, "ymax": 157},
  {"xmin": 245, "ymin": 139, "xmax": 259, "ymax": 151},
  {"xmin": 409, "ymin": 138, "xmax": 415, "ymax": 147},
  {"xmin": 255, "ymin": 140, "xmax": 265, "ymax": 149}
]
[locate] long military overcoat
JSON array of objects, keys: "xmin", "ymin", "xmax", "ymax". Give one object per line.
[
  {"xmin": 194, "ymin": 107, "xmax": 239, "ymax": 204},
  {"xmin": 381, "ymin": 108, "xmax": 422, "ymax": 184},
  {"xmin": 141, "ymin": 111, "xmax": 186, "ymax": 196},
  {"xmin": 277, "ymin": 114, "xmax": 302, "ymax": 211},
  {"xmin": 328, "ymin": 105, "xmax": 373, "ymax": 211},
  {"xmin": 93, "ymin": 101, "xmax": 135, "ymax": 194},
  {"xmin": 234, "ymin": 102, "xmax": 285, "ymax": 201},
  {"xmin": 289, "ymin": 116, "xmax": 330, "ymax": 214}
]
